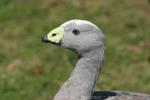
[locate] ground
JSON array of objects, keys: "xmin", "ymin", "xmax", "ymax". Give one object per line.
[{"xmin": 0, "ymin": 0, "xmax": 150, "ymax": 100}]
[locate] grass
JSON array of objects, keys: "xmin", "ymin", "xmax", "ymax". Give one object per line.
[{"xmin": 0, "ymin": 0, "xmax": 150, "ymax": 99}]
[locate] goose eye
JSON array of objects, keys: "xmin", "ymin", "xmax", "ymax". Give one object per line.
[{"xmin": 72, "ymin": 29, "xmax": 80, "ymax": 35}]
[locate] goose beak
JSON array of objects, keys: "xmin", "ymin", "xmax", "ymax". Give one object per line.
[
  {"xmin": 41, "ymin": 26, "xmax": 64, "ymax": 45},
  {"xmin": 41, "ymin": 35, "xmax": 50, "ymax": 43}
]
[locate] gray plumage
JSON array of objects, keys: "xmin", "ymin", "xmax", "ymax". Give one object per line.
[{"xmin": 42, "ymin": 19, "xmax": 150, "ymax": 100}]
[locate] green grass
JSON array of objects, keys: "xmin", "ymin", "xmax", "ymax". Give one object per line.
[{"xmin": 0, "ymin": 0, "xmax": 150, "ymax": 99}]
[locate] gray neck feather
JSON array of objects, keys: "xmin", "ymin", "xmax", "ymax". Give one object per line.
[{"xmin": 54, "ymin": 46, "xmax": 104, "ymax": 100}]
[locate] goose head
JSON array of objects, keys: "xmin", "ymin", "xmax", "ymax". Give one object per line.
[{"xmin": 42, "ymin": 19, "xmax": 104, "ymax": 55}]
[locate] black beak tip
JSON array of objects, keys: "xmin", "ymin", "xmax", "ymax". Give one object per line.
[
  {"xmin": 41, "ymin": 35, "xmax": 50, "ymax": 43},
  {"xmin": 41, "ymin": 35, "xmax": 61, "ymax": 46}
]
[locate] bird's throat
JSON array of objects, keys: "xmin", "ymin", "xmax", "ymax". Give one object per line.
[{"xmin": 54, "ymin": 47, "xmax": 104, "ymax": 100}]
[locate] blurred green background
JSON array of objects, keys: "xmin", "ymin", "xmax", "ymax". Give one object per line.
[{"xmin": 0, "ymin": 0, "xmax": 150, "ymax": 99}]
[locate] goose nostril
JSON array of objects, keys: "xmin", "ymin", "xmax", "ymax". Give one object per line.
[{"xmin": 52, "ymin": 33, "xmax": 57, "ymax": 37}]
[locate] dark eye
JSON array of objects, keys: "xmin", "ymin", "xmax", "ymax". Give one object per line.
[{"xmin": 72, "ymin": 29, "xmax": 80, "ymax": 35}]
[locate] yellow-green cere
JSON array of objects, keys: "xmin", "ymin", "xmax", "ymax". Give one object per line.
[{"xmin": 47, "ymin": 26, "xmax": 64, "ymax": 43}]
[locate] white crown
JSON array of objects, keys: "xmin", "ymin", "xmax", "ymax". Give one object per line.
[{"xmin": 61, "ymin": 19, "xmax": 98, "ymax": 28}]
